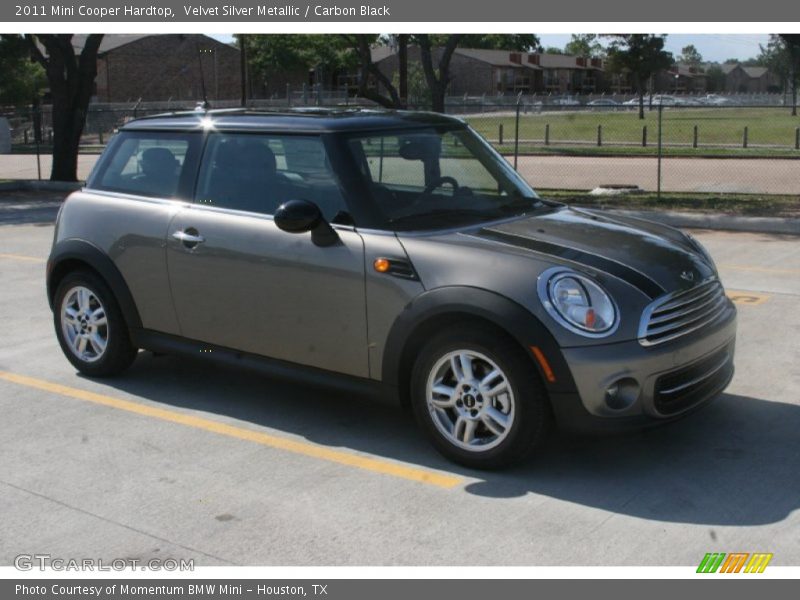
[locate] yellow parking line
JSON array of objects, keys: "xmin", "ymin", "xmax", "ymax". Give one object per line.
[
  {"xmin": 720, "ymin": 264, "xmax": 800, "ymax": 275},
  {"xmin": 0, "ymin": 253, "xmax": 46, "ymax": 263},
  {"xmin": 0, "ymin": 371, "xmax": 462, "ymax": 490},
  {"xmin": 726, "ymin": 290, "xmax": 771, "ymax": 306}
]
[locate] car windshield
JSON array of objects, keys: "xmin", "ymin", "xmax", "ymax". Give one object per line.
[{"xmin": 346, "ymin": 125, "xmax": 543, "ymax": 230}]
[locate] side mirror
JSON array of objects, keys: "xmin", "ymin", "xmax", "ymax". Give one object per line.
[{"xmin": 274, "ymin": 199, "xmax": 339, "ymax": 247}]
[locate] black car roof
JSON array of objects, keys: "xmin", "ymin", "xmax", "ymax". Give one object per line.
[{"xmin": 121, "ymin": 108, "xmax": 465, "ymax": 134}]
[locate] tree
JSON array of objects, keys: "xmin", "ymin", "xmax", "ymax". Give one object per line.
[
  {"xmin": 779, "ymin": 34, "xmax": 800, "ymax": 116},
  {"xmin": 416, "ymin": 34, "xmax": 465, "ymax": 113},
  {"xmin": 542, "ymin": 47, "xmax": 565, "ymax": 55},
  {"xmin": 242, "ymin": 35, "xmax": 357, "ymax": 96},
  {"xmin": 442, "ymin": 34, "xmax": 540, "ymax": 52},
  {"xmin": 0, "ymin": 35, "xmax": 46, "ymax": 107},
  {"xmin": 344, "ymin": 34, "xmax": 466, "ymax": 113},
  {"xmin": 21, "ymin": 34, "xmax": 103, "ymax": 182},
  {"xmin": 763, "ymin": 34, "xmax": 800, "ymax": 116},
  {"xmin": 705, "ymin": 64, "xmax": 726, "ymax": 92},
  {"xmin": 344, "ymin": 34, "xmax": 404, "ymax": 109},
  {"xmin": 605, "ymin": 35, "xmax": 673, "ymax": 119},
  {"xmin": 679, "ymin": 44, "xmax": 703, "ymax": 66},
  {"xmin": 564, "ymin": 35, "xmax": 605, "ymax": 58}
]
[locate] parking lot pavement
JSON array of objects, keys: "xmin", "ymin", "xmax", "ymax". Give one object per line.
[{"xmin": 0, "ymin": 203, "xmax": 798, "ymax": 567}]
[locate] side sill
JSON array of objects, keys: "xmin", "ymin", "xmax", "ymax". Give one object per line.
[{"xmin": 133, "ymin": 329, "xmax": 400, "ymax": 406}]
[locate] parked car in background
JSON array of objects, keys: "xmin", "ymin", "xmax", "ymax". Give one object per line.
[
  {"xmin": 700, "ymin": 94, "xmax": 736, "ymax": 106},
  {"xmin": 587, "ymin": 98, "xmax": 621, "ymax": 110},
  {"xmin": 47, "ymin": 109, "xmax": 737, "ymax": 469}
]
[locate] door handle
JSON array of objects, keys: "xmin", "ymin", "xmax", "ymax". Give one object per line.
[{"xmin": 172, "ymin": 229, "xmax": 205, "ymax": 247}]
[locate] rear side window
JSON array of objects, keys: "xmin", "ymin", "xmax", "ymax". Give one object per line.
[{"xmin": 89, "ymin": 131, "xmax": 202, "ymax": 199}]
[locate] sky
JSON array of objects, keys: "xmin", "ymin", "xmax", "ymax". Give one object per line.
[
  {"xmin": 538, "ymin": 34, "xmax": 769, "ymax": 62},
  {"xmin": 210, "ymin": 34, "xmax": 770, "ymax": 63}
]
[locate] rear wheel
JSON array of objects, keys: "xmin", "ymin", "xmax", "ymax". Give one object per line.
[
  {"xmin": 410, "ymin": 326, "xmax": 551, "ymax": 469},
  {"xmin": 54, "ymin": 270, "xmax": 138, "ymax": 377}
]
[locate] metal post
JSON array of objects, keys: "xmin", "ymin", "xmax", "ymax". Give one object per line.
[
  {"xmin": 795, "ymin": 127, "xmax": 800, "ymax": 150},
  {"xmin": 743, "ymin": 126, "xmax": 748, "ymax": 149},
  {"xmin": 499, "ymin": 124, "xmax": 504, "ymax": 145},
  {"xmin": 545, "ymin": 123, "xmax": 550, "ymax": 146},
  {"xmin": 657, "ymin": 104, "xmax": 663, "ymax": 200},
  {"xmin": 514, "ymin": 99, "xmax": 521, "ymax": 170},
  {"xmin": 597, "ymin": 124, "xmax": 602, "ymax": 147},
  {"xmin": 642, "ymin": 125, "xmax": 647, "ymax": 147},
  {"xmin": 693, "ymin": 125, "xmax": 698, "ymax": 149}
]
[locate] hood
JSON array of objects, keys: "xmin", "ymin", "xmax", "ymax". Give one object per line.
[{"xmin": 466, "ymin": 206, "xmax": 715, "ymax": 299}]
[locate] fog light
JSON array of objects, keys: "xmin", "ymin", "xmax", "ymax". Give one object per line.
[{"xmin": 604, "ymin": 377, "xmax": 640, "ymax": 410}]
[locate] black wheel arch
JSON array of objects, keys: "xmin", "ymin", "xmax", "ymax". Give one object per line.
[
  {"xmin": 381, "ymin": 286, "xmax": 578, "ymax": 407},
  {"xmin": 47, "ymin": 239, "xmax": 142, "ymax": 331}
]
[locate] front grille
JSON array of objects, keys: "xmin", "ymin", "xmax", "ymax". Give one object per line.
[
  {"xmin": 639, "ymin": 279, "xmax": 729, "ymax": 346},
  {"xmin": 654, "ymin": 344, "xmax": 734, "ymax": 415}
]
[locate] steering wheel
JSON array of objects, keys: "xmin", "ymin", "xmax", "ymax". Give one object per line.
[{"xmin": 421, "ymin": 176, "xmax": 459, "ymax": 196}]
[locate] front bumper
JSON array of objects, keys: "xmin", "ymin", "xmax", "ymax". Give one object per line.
[{"xmin": 549, "ymin": 301, "xmax": 737, "ymax": 433}]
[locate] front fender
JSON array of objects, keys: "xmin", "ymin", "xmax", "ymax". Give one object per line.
[{"xmin": 381, "ymin": 286, "xmax": 577, "ymax": 396}]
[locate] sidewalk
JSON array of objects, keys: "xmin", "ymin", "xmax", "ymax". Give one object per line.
[
  {"xmin": 0, "ymin": 154, "xmax": 99, "ymax": 181},
  {"xmin": 2, "ymin": 153, "xmax": 798, "ymax": 195}
]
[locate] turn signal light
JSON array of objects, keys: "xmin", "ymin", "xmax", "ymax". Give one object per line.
[{"xmin": 373, "ymin": 258, "xmax": 391, "ymax": 273}]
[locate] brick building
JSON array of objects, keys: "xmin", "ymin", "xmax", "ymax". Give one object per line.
[
  {"xmin": 70, "ymin": 34, "xmax": 241, "ymax": 103},
  {"xmin": 721, "ymin": 63, "xmax": 781, "ymax": 93},
  {"xmin": 371, "ymin": 47, "xmax": 605, "ymax": 96}
]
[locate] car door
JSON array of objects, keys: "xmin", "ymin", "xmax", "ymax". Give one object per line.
[{"xmin": 166, "ymin": 131, "xmax": 369, "ymax": 378}]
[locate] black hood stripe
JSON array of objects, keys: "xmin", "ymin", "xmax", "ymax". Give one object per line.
[{"xmin": 474, "ymin": 228, "xmax": 665, "ymax": 299}]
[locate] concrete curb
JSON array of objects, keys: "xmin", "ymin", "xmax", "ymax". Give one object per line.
[
  {"xmin": 0, "ymin": 180, "xmax": 83, "ymax": 193},
  {"xmin": 594, "ymin": 207, "xmax": 800, "ymax": 236}
]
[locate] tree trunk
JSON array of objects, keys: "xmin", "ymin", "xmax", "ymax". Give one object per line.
[
  {"xmin": 636, "ymin": 75, "xmax": 645, "ymax": 120},
  {"xmin": 398, "ymin": 35, "xmax": 408, "ymax": 108},
  {"xmin": 27, "ymin": 34, "xmax": 103, "ymax": 182},
  {"xmin": 49, "ymin": 92, "xmax": 83, "ymax": 181},
  {"xmin": 349, "ymin": 34, "xmax": 402, "ymax": 108},
  {"xmin": 417, "ymin": 34, "xmax": 462, "ymax": 113}
]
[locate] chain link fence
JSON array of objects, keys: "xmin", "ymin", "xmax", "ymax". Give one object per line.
[{"xmin": 2, "ymin": 96, "xmax": 799, "ymax": 205}]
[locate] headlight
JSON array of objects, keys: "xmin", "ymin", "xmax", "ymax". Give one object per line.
[{"xmin": 537, "ymin": 268, "xmax": 619, "ymax": 337}]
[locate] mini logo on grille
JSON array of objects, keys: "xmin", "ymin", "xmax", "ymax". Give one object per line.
[{"xmin": 680, "ymin": 270, "xmax": 695, "ymax": 282}]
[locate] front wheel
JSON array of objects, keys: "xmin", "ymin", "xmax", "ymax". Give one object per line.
[
  {"xmin": 53, "ymin": 270, "xmax": 138, "ymax": 377},
  {"xmin": 410, "ymin": 327, "xmax": 551, "ymax": 469}
]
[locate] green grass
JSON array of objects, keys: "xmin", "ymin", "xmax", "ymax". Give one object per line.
[
  {"xmin": 539, "ymin": 188, "xmax": 800, "ymax": 218},
  {"xmin": 467, "ymin": 107, "xmax": 800, "ymax": 153}
]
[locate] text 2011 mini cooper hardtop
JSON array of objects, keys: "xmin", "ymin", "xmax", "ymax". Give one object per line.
[{"xmin": 48, "ymin": 109, "xmax": 736, "ymax": 468}]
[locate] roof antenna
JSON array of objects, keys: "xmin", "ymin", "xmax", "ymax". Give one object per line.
[{"xmin": 195, "ymin": 41, "xmax": 210, "ymax": 111}]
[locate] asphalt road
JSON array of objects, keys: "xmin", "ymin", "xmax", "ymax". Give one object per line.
[
  {"xmin": 2, "ymin": 152, "xmax": 798, "ymax": 194},
  {"xmin": 0, "ymin": 196, "xmax": 798, "ymax": 567}
]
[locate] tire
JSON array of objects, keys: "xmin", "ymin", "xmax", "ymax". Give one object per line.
[
  {"xmin": 53, "ymin": 270, "xmax": 138, "ymax": 377},
  {"xmin": 410, "ymin": 325, "xmax": 552, "ymax": 469}
]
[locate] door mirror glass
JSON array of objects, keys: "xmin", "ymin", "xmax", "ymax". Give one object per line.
[{"xmin": 274, "ymin": 199, "xmax": 323, "ymax": 233}]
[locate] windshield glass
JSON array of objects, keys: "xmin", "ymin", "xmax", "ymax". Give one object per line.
[{"xmin": 346, "ymin": 126, "xmax": 543, "ymax": 230}]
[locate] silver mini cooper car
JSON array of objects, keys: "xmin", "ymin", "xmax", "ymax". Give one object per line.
[{"xmin": 48, "ymin": 109, "xmax": 736, "ymax": 468}]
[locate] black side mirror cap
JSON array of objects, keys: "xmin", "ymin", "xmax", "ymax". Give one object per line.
[{"xmin": 274, "ymin": 199, "xmax": 339, "ymax": 247}]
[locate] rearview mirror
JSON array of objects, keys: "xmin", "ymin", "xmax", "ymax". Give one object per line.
[{"xmin": 274, "ymin": 199, "xmax": 339, "ymax": 247}]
